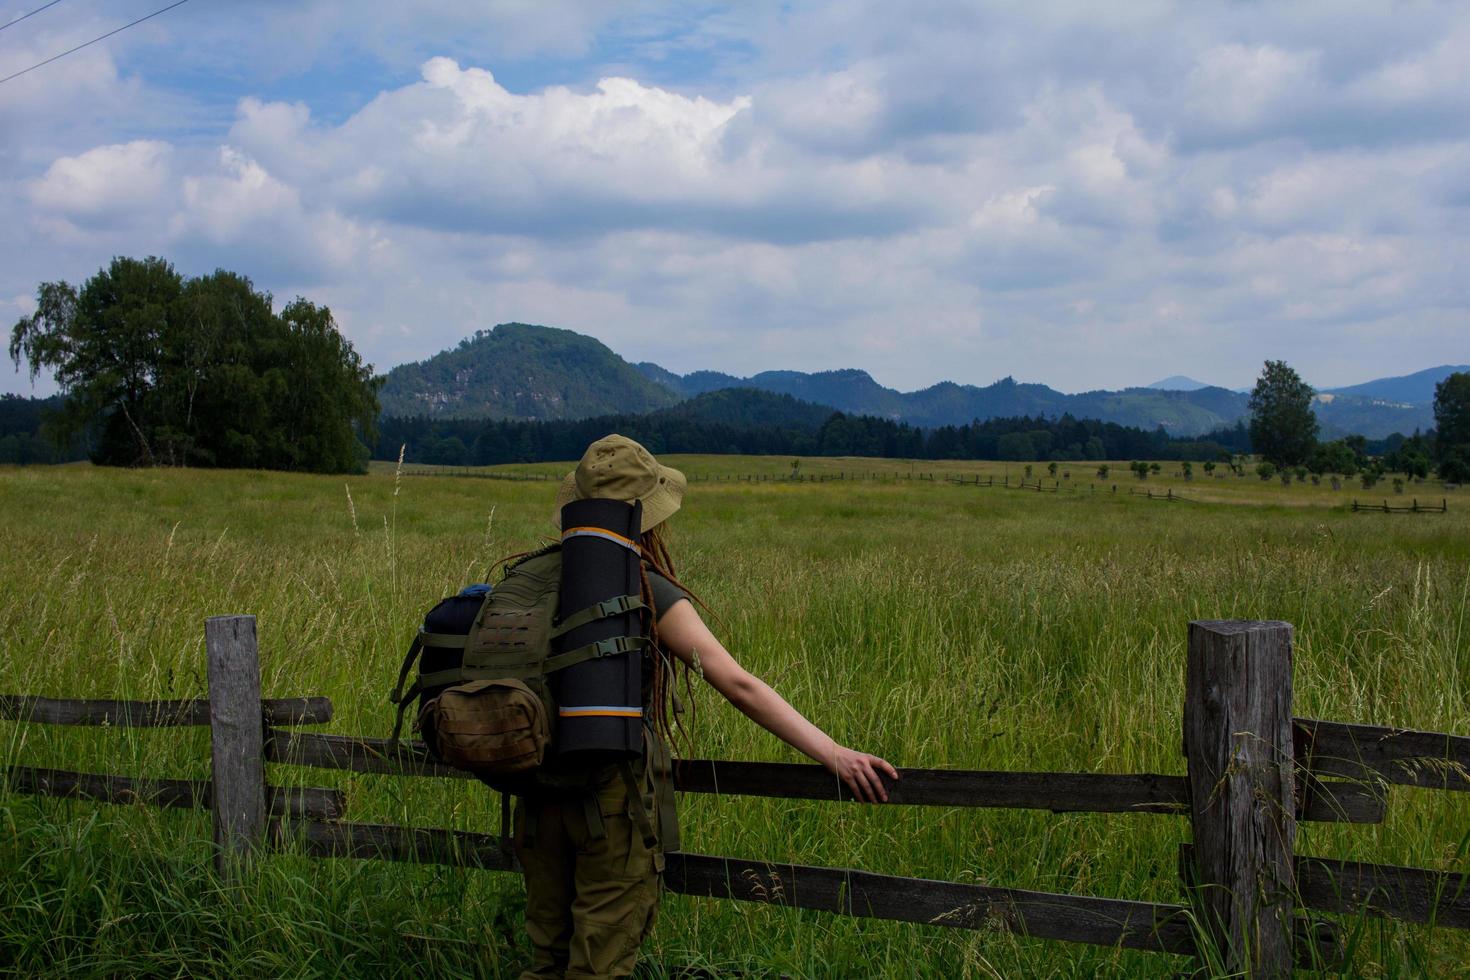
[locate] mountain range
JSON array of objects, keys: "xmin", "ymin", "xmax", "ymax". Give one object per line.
[{"xmin": 377, "ymin": 323, "xmax": 1462, "ymax": 439}]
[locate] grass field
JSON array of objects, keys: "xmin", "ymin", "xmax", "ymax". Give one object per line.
[{"xmin": 2, "ymin": 458, "xmax": 1467, "ymax": 977}]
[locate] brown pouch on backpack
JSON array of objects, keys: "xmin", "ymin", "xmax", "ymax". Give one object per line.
[{"xmin": 418, "ymin": 678, "xmax": 550, "ymax": 775}]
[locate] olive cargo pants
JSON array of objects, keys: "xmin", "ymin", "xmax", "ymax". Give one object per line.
[{"xmin": 514, "ymin": 771, "xmax": 662, "ymax": 979}]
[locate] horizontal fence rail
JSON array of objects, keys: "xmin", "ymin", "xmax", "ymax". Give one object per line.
[
  {"xmin": 264, "ymin": 730, "xmax": 1383, "ymax": 823},
  {"xmin": 5, "ymin": 765, "xmax": 344, "ymax": 820},
  {"xmin": 1296, "ymin": 718, "xmax": 1470, "ymax": 792},
  {"xmin": 0, "ymin": 695, "xmax": 332, "ymax": 727},
  {"xmin": 273, "ymin": 818, "xmax": 1340, "ymax": 966},
  {"xmin": 1298, "ymin": 856, "xmax": 1470, "ymax": 930},
  {"xmin": 271, "ymin": 817, "xmax": 1198, "ymax": 955},
  {"xmin": 1179, "ymin": 844, "xmax": 1470, "ymax": 932}
]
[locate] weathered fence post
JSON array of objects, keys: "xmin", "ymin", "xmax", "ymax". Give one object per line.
[
  {"xmin": 1184, "ymin": 620, "xmax": 1296, "ymax": 976},
  {"xmin": 207, "ymin": 614, "xmax": 266, "ymax": 878}
]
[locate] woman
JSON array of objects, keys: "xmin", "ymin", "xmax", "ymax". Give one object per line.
[{"xmin": 515, "ymin": 434, "xmax": 898, "ymax": 979}]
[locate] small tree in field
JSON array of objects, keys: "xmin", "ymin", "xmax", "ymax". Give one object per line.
[
  {"xmin": 1257, "ymin": 461, "xmax": 1277, "ymax": 481},
  {"xmin": 1203, "ymin": 461, "xmax": 1216, "ymax": 477},
  {"xmin": 1249, "ymin": 360, "xmax": 1319, "ymax": 467},
  {"xmin": 1181, "ymin": 461, "xmax": 1194, "ymax": 481},
  {"xmin": 1097, "ymin": 463, "xmax": 1109, "ymax": 479},
  {"xmin": 1047, "ymin": 461, "xmax": 1058, "ymax": 477}
]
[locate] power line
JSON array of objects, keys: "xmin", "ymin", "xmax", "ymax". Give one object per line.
[
  {"xmin": 0, "ymin": 0, "xmax": 189, "ymax": 86},
  {"xmin": 0, "ymin": 1, "xmax": 65, "ymax": 33}
]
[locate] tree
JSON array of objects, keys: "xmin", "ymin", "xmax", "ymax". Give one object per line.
[
  {"xmin": 1248, "ymin": 360, "xmax": 1318, "ymax": 467},
  {"xmin": 1433, "ymin": 371, "xmax": 1470, "ymax": 479},
  {"xmin": 1308, "ymin": 440, "xmax": 1359, "ymax": 477},
  {"xmin": 10, "ymin": 257, "xmax": 379, "ymax": 473}
]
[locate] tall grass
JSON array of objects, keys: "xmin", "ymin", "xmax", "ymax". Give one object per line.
[{"xmin": 1, "ymin": 461, "xmax": 1467, "ymax": 977}]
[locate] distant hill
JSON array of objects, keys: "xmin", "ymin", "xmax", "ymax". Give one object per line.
[
  {"xmin": 637, "ymin": 362, "xmax": 1442, "ymax": 438},
  {"xmin": 379, "ymin": 323, "xmax": 678, "ymax": 420},
  {"xmin": 1146, "ymin": 375, "xmax": 1212, "ymax": 391},
  {"xmin": 377, "ymin": 322, "xmax": 1448, "ymax": 439},
  {"xmin": 637, "ymin": 363, "xmax": 1253, "ymax": 436},
  {"xmin": 1322, "ymin": 365, "xmax": 1469, "ymax": 405},
  {"xmin": 652, "ymin": 387, "xmax": 835, "ymax": 430}
]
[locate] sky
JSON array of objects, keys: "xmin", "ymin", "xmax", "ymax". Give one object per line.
[{"xmin": 2, "ymin": 1, "xmax": 1467, "ymax": 398}]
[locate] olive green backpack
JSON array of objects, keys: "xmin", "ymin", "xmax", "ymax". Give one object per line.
[{"xmin": 387, "ymin": 547, "xmax": 678, "ymax": 852}]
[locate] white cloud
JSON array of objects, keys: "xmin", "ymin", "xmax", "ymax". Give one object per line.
[
  {"xmin": 29, "ymin": 141, "xmax": 177, "ymax": 228},
  {"xmin": 4, "ymin": 1, "xmax": 1470, "ymax": 398}
]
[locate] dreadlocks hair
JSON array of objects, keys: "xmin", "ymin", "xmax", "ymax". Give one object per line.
[{"xmin": 638, "ymin": 519, "xmax": 707, "ymax": 754}]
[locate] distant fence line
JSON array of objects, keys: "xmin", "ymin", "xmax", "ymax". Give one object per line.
[
  {"xmin": 393, "ymin": 467, "xmax": 1459, "ymax": 514},
  {"xmin": 5, "ymin": 617, "xmax": 1470, "ymax": 975},
  {"xmin": 392, "ymin": 463, "xmax": 1461, "ymax": 497},
  {"xmin": 1351, "ymin": 498, "xmax": 1449, "ymax": 515}
]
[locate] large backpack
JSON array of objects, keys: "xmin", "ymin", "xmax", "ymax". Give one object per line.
[{"xmin": 387, "ymin": 523, "xmax": 678, "ymax": 851}]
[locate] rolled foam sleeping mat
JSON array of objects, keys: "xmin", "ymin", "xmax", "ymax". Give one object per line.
[{"xmin": 553, "ymin": 497, "xmax": 645, "ymax": 762}]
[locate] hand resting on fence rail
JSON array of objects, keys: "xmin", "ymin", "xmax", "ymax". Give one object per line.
[{"xmin": 263, "ymin": 729, "xmax": 1384, "ymax": 823}]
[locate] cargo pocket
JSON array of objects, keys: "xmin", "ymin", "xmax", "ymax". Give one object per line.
[{"xmin": 419, "ymin": 678, "xmax": 550, "ymax": 776}]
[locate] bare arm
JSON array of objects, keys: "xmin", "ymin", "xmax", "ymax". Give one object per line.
[{"xmin": 656, "ymin": 599, "xmax": 898, "ymax": 802}]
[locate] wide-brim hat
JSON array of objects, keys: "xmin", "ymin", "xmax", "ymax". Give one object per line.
[{"xmin": 553, "ymin": 433, "xmax": 687, "ymax": 531}]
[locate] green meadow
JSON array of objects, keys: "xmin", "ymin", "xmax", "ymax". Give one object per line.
[{"xmin": 1, "ymin": 459, "xmax": 1467, "ymax": 977}]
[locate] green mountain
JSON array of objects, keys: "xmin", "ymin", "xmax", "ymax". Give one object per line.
[
  {"xmin": 1322, "ymin": 365, "xmax": 1469, "ymax": 404},
  {"xmin": 379, "ymin": 323, "xmax": 678, "ymax": 420},
  {"xmin": 378, "ymin": 322, "xmax": 1445, "ymax": 439},
  {"xmin": 637, "ymin": 362, "xmax": 1441, "ymax": 438},
  {"xmin": 651, "ymin": 387, "xmax": 835, "ymax": 430}
]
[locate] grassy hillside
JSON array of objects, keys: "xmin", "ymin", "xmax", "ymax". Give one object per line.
[
  {"xmin": 380, "ymin": 323, "xmax": 679, "ymax": 420},
  {"xmin": 1, "ymin": 461, "xmax": 1467, "ymax": 976}
]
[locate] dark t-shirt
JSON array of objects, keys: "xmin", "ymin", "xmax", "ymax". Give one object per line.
[{"xmin": 647, "ymin": 569, "xmax": 690, "ymax": 620}]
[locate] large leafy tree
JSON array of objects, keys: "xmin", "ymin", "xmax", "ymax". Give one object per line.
[
  {"xmin": 10, "ymin": 256, "xmax": 380, "ymax": 473},
  {"xmin": 1434, "ymin": 371, "xmax": 1470, "ymax": 481},
  {"xmin": 1248, "ymin": 360, "xmax": 1318, "ymax": 467}
]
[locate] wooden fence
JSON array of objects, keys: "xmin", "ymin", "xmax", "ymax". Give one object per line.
[
  {"xmin": 1351, "ymin": 498, "xmax": 1449, "ymax": 514},
  {"xmin": 4, "ymin": 618, "xmax": 1469, "ymax": 976}
]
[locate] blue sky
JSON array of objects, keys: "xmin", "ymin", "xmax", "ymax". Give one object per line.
[{"xmin": 3, "ymin": 1, "xmax": 1467, "ymax": 398}]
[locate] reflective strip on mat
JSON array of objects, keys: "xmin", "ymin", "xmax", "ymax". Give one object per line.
[
  {"xmin": 560, "ymin": 527, "xmax": 641, "ymax": 554},
  {"xmin": 558, "ymin": 705, "xmax": 644, "ymax": 718}
]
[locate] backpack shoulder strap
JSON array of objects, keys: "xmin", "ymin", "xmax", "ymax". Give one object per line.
[{"xmin": 387, "ymin": 632, "xmax": 425, "ymax": 742}]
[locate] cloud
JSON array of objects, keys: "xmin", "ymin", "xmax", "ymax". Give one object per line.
[
  {"xmin": 4, "ymin": 1, "xmax": 1470, "ymax": 398},
  {"xmin": 29, "ymin": 141, "xmax": 177, "ymax": 230}
]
